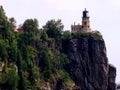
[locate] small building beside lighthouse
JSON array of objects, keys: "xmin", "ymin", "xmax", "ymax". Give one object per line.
[{"xmin": 71, "ymin": 9, "xmax": 91, "ymax": 33}]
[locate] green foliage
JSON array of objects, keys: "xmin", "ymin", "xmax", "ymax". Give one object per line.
[
  {"xmin": 91, "ymin": 31, "xmax": 102, "ymax": 40},
  {"xmin": 17, "ymin": 50, "xmax": 27, "ymax": 71},
  {"xmin": 40, "ymin": 30, "xmax": 48, "ymax": 41},
  {"xmin": 0, "ymin": 67, "xmax": 19, "ymax": 90},
  {"xmin": 62, "ymin": 30, "xmax": 72, "ymax": 40},
  {"xmin": 17, "ymin": 50, "xmax": 22, "ymax": 70},
  {"xmin": 72, "ymin": 31, "xmax": 102, "ymax": 40},
  {"xmin": 41, "ymin": 48, "xmax": 52, "ymax": 81},
  {"xmin": 53, "ymin": 50, "xmax": 67, "ymax": 70},
  {"xmin": 27, "ymin": 45, "xmax": 38, "ymax": 59},
  {"xmin": 0, "ymin": 6, "xmax": 104, "ymax": 90},
  {"xmin": 0, "ymin": 6, "xmax": 15, "ymax": 41},
  {"xmin": 0, "ymin": 39, "xmax": 8, "ymax": 60},
  {"xmin": 9, "ymin": 40, "xmax": 17, "ymax": 62},
  {"xmin": 72, "ymin": 32, "xmax": 90, "ymax": 38},
  {"xmin": 9, "ymin": 17, "xmax": 16, "ymax": 28},
  {"xmin": 22, "ymin": 18, "xmax": 39, "ymax": 46},
  {"xmin": 57, "ymin": 70, "xmax": 75, "ymax": 88},
  {"xmin": 18, "ymin": 70, "xmax": 31, "ymax": 90},
  {"xmin": 0, "ymin": 6, "xmax": 7, "ymax": 20},
  {"xmin": 43, "ymin": 19, "xmax": 64, "ymax": 39},
  {"xmin": 5, "ymin": 67, "xmax": 19, "ymax": 90},
  {"xmin": 23, "ymin": 19, "xmax": 39, "ymax": 36}
]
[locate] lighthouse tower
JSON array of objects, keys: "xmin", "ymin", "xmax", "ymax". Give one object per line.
[
  {"xmin": 71, "ymin": 9, "xmax": 91, "ymax": 33},
  {"xmin": 82, "ymin": 8, "xmax": 91, "ymax": 32}
]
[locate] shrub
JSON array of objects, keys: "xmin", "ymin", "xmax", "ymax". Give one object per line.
[
  {"xmin": 41, "ymin": 48, "xmax": 52, "ymax": 81},
  {"xmin": 57, "ymin": 70, "xmax": 75, "ymax": 88},
  {"xmin": 0, "ymin": 67, "xmax": 19, "ymax": 90},
  {"xmin": 53, "ymin": 51, "xmax": 67, "ymax": 70},
  {"xmin": 91, "ymin": 31, "xmax": 102, "ymax": 40}
]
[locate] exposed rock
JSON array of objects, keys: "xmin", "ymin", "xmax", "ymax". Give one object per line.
[
  {"xmin": 117, "ymin": 84, "xmax": 120, "ymax": 90},
  {"xmin": 107, "ymin": 64, "xmax": 116, "ymax": 90},
  {"xmin": 43, "ymin": 33, "xmax": 117, "ymax": 90},
  {"xmin": 61, "ymin": 34, "xmax": 116, "ymax": 90},
  {"xmin": 0, "ymin": 32, "xmax": 115, "ymax": 90}
]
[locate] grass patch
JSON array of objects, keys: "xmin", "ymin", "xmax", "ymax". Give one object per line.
[{"xmin": 72, "ymin": 31, "xmax": 102, "ymax": 40}]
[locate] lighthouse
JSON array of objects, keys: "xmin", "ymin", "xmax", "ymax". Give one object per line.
[
  {"xmin": 71, "ymin": 9, "xmax": 91, "ymax": 33},
  {"xmin": 82, "ymin": 8, "xmax": 91, "ymax": 32}
]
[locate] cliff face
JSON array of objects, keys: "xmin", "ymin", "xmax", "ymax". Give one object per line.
[
  {"xmin": 108, "ymin": 64, "xmax": 116, "ymax": 90},
  {"xmin": 0, "ymin": 6, "xmax": 116, "ymax": 90},
  {"xmin": 60, "ymin": 34, "xmax": 116, "ymax": 90},
  {"xmin": 0, "ymin": 31, "xmax": 116, "ymax": 90}
]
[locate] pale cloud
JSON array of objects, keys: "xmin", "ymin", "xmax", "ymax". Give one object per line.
[
  {"xmin": 109, "ymin": 0, "xmax": 120, "ymax": 9},
  {"xmin": 42, "ymin": 0, "xmax": 57, "ymax": 4},
  {"xmin": 0, "ymin": 0, "xmax": 5, "ymax": 5},
  {"xmin": 41, "ymin": 0, "xmax": 85, "ymax": 11}
]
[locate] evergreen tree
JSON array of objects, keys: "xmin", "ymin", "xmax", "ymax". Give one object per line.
[
  {"xmin": 43, "ymin": 19, "xmax": 64, "ymax": 39},
  {"xmin": 41, "ymin": 48, "xmax": 52, "ymax": 81},
  {"xmin": 22, "ymin": 19, "xmax": 39, "ymax": 45}
]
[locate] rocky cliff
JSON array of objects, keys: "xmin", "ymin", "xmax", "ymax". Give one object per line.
[
  {"xmin": 0, "ymin": 31, "xmax": 116, "ymax": 90},
  {"xmin": 57, "ymin": 32, "xmax": 116, "ymax": 90},
  {"xmin": 0, "ymin": 6, "xmax": 116, "ymax": 90}
]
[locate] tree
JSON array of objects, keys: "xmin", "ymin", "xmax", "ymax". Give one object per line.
[
  {"xmin": 0, "ymin": 6, "xmax": 9, "ymax": 39},
  {"xmin": 0, "ymin": 40, "xmax": 8, "ymax": 60},
  {"xmin": 0, "ymin": 6, "xmax": 15, "ymax": 43},
  {"xmin": 43, "ymin": 19, "xmax": 64, "ymax": 39},
  {"xmin": 17, "ymin": 50, "xmax": 28, "ymax": 90},
  {"xmin": 40, "ymin": 30, "xmax": 48, "ymax": 41},
  {"xmin": 9, "ymin": 40, "xmax": 17, "ymax": 62},
  {"xmin": 23, "ymin": 19, "xmax": 39, "ymax": 36},
  {"xmin": 0, "ymin": 67, "xmax": 19, "ymax": 90},
  {"xmin": 6, "ymin": 68, "xmax": 19, "ymax": 90},
  {"xmin": 9, "ymin": 17, "xmax": 16, "ymax": 28},
  {"xmin": 22, "ymin": 19, "xmax": 39, "ymax": 45},
  {"xmin": 53, "ymin": 51, "xmax": 67, "ymax": 70},
  {"xmin": 62, "ymin": 31, "xmax": 72, "ymax": 40},
  {"xmin": 0, "ymin": 6, "xmax": 7, "ymax": 20},
  {"xmin": 41, "ymin": 48, "xmax": 52, "ymax": 81}
]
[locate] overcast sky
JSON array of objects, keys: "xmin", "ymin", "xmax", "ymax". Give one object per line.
[{"xmin": 1, "ymin": 0, "xmax": 120, "ymax": 83}]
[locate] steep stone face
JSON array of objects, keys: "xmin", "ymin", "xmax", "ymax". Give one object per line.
[
  {"xmin": 107, "ymin": 64, "xmax": 116, "ymax": 90},
  {"xmin": 61, "ymin": 35, "xmax": 116, "ymax": 90}
]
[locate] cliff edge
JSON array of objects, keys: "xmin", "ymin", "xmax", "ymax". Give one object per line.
[
  {"xmin": 60, "ymin": 32, "xmax": 116, "ymax": 90},
  {"xmin": 0, "ymin": 6, "xmax": 116, "ymax": 90}
]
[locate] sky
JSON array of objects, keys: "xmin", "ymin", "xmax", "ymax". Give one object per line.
[{"xmin": 1, "ymin": 0, "xmax": 120, "ymax": 83}]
